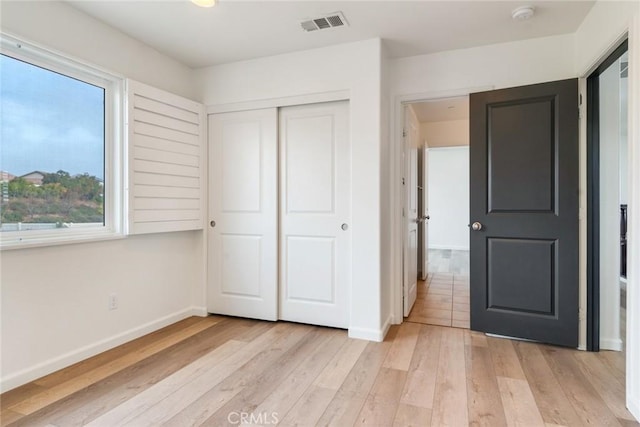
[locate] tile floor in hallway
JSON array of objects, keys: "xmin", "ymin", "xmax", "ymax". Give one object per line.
[
  {"xmin": 407, "ymin": 249, "xmax": 470, "ymax": 328},
  {"xmin": 407, "ymin": 274, "xmax": 470, "ymax": 328}
]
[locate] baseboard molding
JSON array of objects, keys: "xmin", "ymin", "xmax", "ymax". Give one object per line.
[
  {"xmin": 628, "ymin": 395, "xmax": 640, "ymax": 423},
  {"xmin": 348, "ymin": 322, "xmax": 388, "ymax": 342},
  {"xmin": 600, "ymin": 337, "xmax": 624, "ymax": 351},
  {"xmin": 381, "ymin": 316, "xmax": 392, "ymax": 339},
  {"xmin": 0, "ymin": 306, "xmax": 206, "ymax": 393},
  {"xmin": 428, "ymin": 245, "xmax": 470, "ymax": 251}
]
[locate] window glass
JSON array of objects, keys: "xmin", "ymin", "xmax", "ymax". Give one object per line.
[{"xmin": 0, "ymin": 53, "xmax": 105, "ymax": 232}]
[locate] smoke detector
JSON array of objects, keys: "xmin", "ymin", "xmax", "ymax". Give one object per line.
[
  {"xmin": 512, "ymin": 6, "xmax": 535, "ymax": 21},
  {"xmin": 300, "ymin": 12, "xmax": 349, "ymax": 32}
]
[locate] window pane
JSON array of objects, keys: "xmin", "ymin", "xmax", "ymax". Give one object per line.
[{"xmin": 0, "ymin": 54, "xmax": 105, "ymax": 232}]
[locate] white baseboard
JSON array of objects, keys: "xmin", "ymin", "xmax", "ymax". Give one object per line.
[
  {"xmin": 600, "ymin": 337, "xmax": 624, "ymax": 352},
  {"xmin": 628, "ymin": 395, "xmax": 640, "ymax": 423},
  {"xmin": 0, "ymin": 306, "xmax": 207, "ymax": 393},
  {"xmin": 348, "ymin": 321, "xmax": 389, "ymax": 342},
  {"xmin": 428, "ymin": 245, "xmax": 470, "ymax": 251}
]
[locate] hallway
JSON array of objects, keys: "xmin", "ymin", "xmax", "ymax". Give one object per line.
[{"xmin": 408, "ymin": 249, "xmax": 470, "ymax": 328}]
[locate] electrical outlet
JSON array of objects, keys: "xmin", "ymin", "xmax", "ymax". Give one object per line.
[{"xmin": 109, "ymin": 293, "xmax": 118, "ymax": 311}]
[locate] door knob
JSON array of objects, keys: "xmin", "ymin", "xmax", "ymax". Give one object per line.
[
  {"xmin": 425, "ymin": 215, "xmax": 430, "ymax": 220},
  {"xmin": 210, "ymin": 220, "xmax": 216, "ymax": 228},
  {"xmin": 471, "ymin": 221, "xmax": 483, "ymax": 231},
  {"xmin": 341, "ymin": 223, "xmax": 349, "ymax": 231}
]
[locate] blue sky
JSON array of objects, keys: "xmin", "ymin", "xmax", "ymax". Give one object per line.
[{"xmin": 0, "ymin": 54, "xmax": 104, "ymax": 180}]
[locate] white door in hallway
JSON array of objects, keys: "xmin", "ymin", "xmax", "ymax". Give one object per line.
[
  {"xmin": 208, "ymin": 109, "xmax": 278, "ymax": 320},
  {"xmin": 404, "ymin": 106, "xmax": 419, "ymax": 316},
  {"xmin": 421, "ymin": 146, "xmax": 430, "ymax": 280},
  {"xmin": 279, "ymin": 101, "xmax": 351, "ymax": 328}
]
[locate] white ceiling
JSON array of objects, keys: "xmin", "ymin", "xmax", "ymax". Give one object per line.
[
  {"xmin": 411, "ymin": 97, "xmax": 469, "ymax": 123},
  {"xmin": 66, "ymin": 0, "xmax": 595, "ymax": 69}
]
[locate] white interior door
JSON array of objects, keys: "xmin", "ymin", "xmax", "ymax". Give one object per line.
[
  {"xmin": 404, "ymin": 106, "xmax": 419, "ymax": 316},
  {"xmin": 279, "ymin": 101, "xmax": 350, "ymax": 328},
  {"xmin": 208, "ymin": 108, "xmax": 277, "ymax": 320},
  {"xmin": 421, "ymin": 146, "xmax": 430, "ymax": 280}
]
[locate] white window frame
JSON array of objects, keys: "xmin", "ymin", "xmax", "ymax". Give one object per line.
[{"xmin": 0, "ymin": 33, "xmax": 125, "ymax": 249}]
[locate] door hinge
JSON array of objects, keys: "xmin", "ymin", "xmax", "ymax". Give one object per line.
[
  {"xmin": 403, "ymin": 129, "xmax": 407, "ymax": 138},
  {"xmin": 402, "ymin": 178, "xmax": 405, "ymax": 185}
]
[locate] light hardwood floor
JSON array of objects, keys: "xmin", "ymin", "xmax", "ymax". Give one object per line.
[{"xmin": 1, "ymin": 316, "xmax": 637, "ymax": 426}]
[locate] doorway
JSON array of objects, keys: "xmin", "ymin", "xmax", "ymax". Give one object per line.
[
  {"xmin": 402, "ymin": 97, "xmax": 471, "ymax": 329},
  {"xmin": 587, "ymin": 40, "xmax": 629, "ymax": 352}
]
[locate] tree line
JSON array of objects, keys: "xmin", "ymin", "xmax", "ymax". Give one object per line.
[{"xmin": 1, "ymin": 170, "xmax": 103, "ymax": 224}]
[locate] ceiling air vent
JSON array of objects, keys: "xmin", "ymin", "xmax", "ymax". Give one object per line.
[{"xmin": 300, "ymin": 12, "xmax": 348, "ymax": 32}]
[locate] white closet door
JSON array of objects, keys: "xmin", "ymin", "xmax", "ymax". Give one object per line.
[
  {"xmin": 279, "ymin": 101, "xmax": 351, "ymax": 328},
  {"xmin": 208, "ymin": 109, "xmax": 277, "ymax": 320}
]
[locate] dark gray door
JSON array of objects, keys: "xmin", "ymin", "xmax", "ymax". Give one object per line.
[{"xmin": 469, "ymin": 79, "xmax": 579, "ymax": 347}]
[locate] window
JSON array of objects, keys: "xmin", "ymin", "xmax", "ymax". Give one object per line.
[{"xmin": 0, "ymin": 35, "xmax": 124, "ymax": 248}]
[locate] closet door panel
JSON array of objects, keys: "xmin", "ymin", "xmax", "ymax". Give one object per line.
[
  {"xmin": 207, "ymin": 109, "xmax": 278, "ymax": 320},
  {"xmin": 279, "ymin": 101, "xmax": 351, "ymax": 328}
]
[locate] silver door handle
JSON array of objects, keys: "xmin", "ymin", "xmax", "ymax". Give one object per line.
[{"xmin": 471, "ymin": 221, "xmax": 483, "ymax": 231}]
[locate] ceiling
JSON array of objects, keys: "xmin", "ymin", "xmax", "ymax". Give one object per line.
[
  {"xmin": 411, "ymin": 97, "xmax": 469, "ymax": 123},
  {"xmin": 66, "ymin": 0, "xmax": 595, "ymax": 69}
]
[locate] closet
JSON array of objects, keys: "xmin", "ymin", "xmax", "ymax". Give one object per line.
[{"xmin": 207, "ymin": 101, "xmax": 351, "ymax": 328}]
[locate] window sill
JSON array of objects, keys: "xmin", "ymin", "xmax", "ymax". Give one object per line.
[{"xmin": 0, "ymin": 230, "xmax": 126, "ymax": 251}]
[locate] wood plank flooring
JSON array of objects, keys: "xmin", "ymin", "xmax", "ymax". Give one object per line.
[{"xmin": 2, "ymin": 316, "xmax": 637, "ymax": 426}]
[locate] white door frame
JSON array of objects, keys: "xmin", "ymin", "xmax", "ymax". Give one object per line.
[{"xmin": 391, "ymin": 86, "xmax": 492, "ymax": 325}]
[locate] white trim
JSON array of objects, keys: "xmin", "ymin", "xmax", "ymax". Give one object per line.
[
  {"xmin": 600, "ymin": 338, "xmax": 624, "ymax": 352},
  {"xmin": 428, "ymin": 245, "xmax": 470, "ymax": 251},
  {"xmin": 0, "ymin": 306, "xmax": 206, "ymax": 393},
  {"xmin": 390, "ymin": 86, "xmax": 492, "ymax": 325},
  {"xmin": 348, "ymin": 317, "xmax": 390, "ymax": 342},
  {"xmin": 206, "ymin": 90, "xmax": 350, "ymax": 114},
  {"xmin": 427, "ymin": 146, "xmax": 469, "ymax": 152}
]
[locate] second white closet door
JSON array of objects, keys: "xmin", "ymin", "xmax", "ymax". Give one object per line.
[{"xmin": 279, "ymin": 101, "xmax": 351, "ymax": 329}]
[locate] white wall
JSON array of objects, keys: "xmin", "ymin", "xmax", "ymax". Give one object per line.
[
  {"xmin": 0, "ymin": 1, "xmax": 205, "ymax": 392},
  {"xmin": 421, "ymin": 120, "xmax": 469, "ymax": 147},
  {"xmin": 380, "ymin": 42, "xmax": 392, "ymax": 332},
  {"xmin": 391, "ymin": 34, "xmax": 576, "ymax": 96},
  {"xmin": 196, "ymin": 39, "xmax": 386, "ymax": 341},
  {"xmin": 427, "ymin": 147, "xmax": 469, "ymax": 251}
]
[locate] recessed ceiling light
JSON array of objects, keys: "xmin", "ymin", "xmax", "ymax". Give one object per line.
[
  {"xmin": 512, "ymin": 6, "xmax": 535, "ymax": 21},
  {"xmin": 191, "ymin": 0, "xmax": 216, "ymax": 8}
]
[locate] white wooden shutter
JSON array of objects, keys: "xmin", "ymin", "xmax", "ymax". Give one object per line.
[{"xmin": 127, "ymin": 80, "xmax": 205, "ymax": 234}]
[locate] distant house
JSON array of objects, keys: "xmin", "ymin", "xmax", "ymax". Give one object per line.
[
  {"xmin": 19, "ymin": 171, "xmax": 47, "ymax": 186},
  {"xmin": 0, "ymin": 171, "xmax": 15, "ymax": 182}
]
